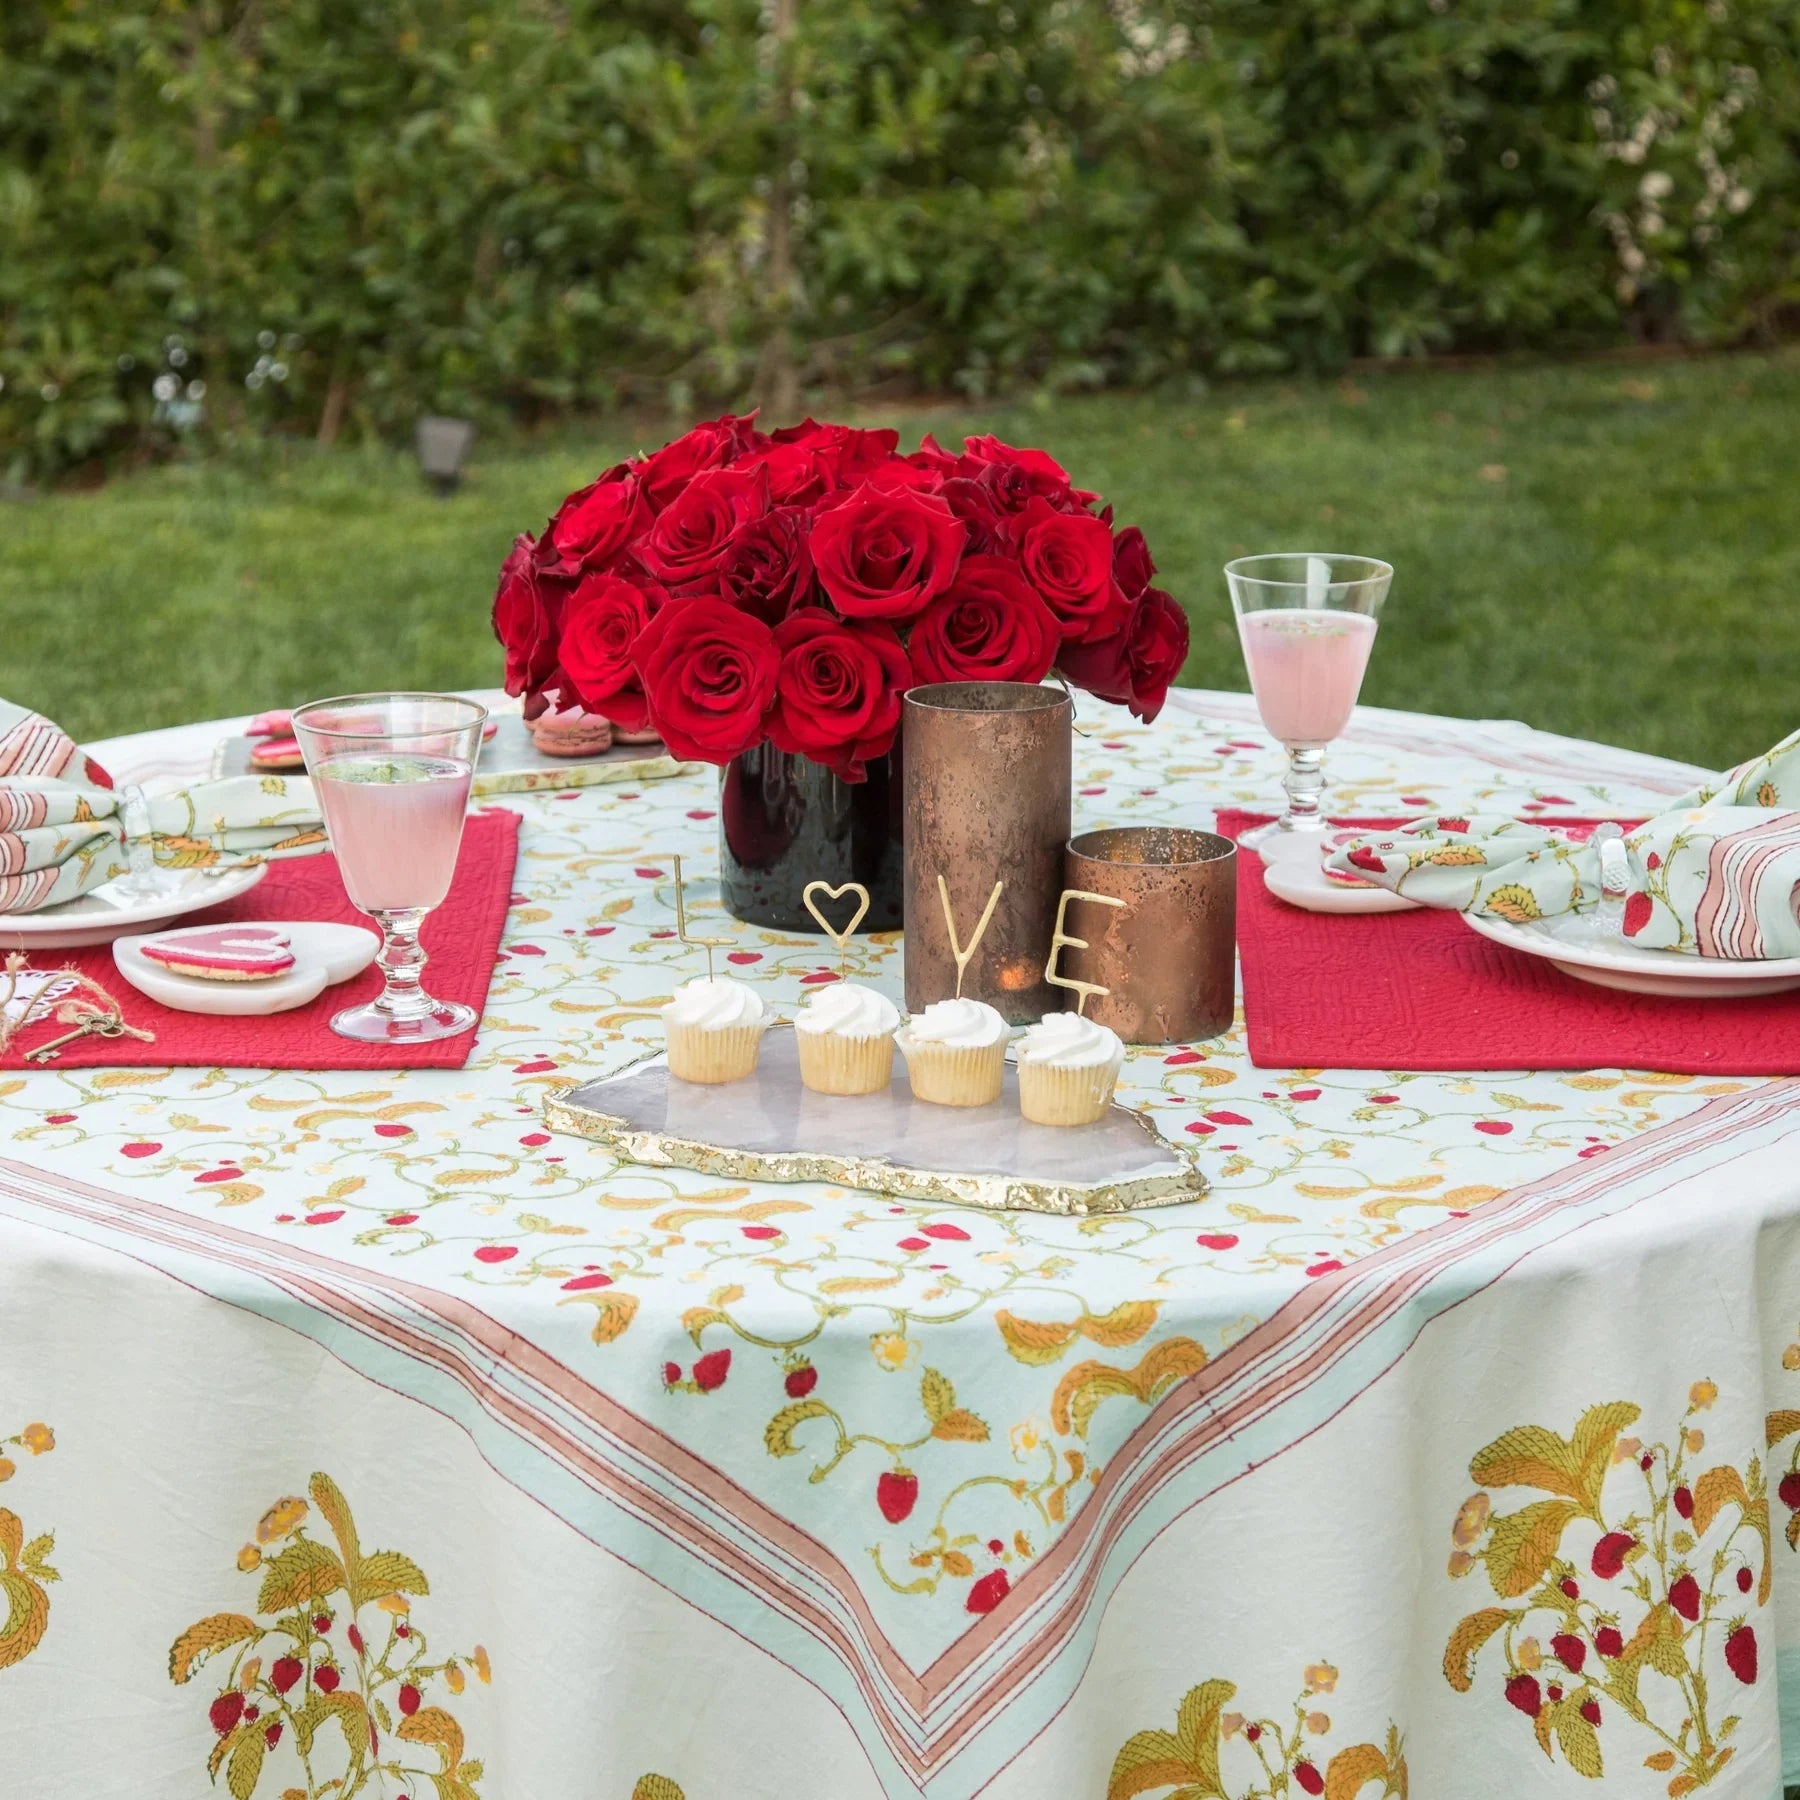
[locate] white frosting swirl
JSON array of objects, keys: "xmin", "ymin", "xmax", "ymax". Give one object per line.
[
  {"xmin": 899, "ymin": 998, "xmax": 1008, "ymax": 1048},
  {"xmin": 662, "ymin": 977, "xmax": 768, "ymax": 1033},
  {"xmin": 1016, "ymin": 1011, "xmax": 1122, "ymax": 1069},
  {"xmin": 794, "ymin": 981, "xmax": 900, "ymax": 1039}
]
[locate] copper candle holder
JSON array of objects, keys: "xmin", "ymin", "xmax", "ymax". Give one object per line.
[
  {"xmin": 903, "ymin": 682, "xmax": 1072, "ymax": 1023},
  {"xmin": 1061, "ymin": 827, "xmax": 1236, "ymax": 1045}
]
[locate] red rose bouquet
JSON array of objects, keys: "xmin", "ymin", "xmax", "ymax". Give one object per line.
[{"xmin": 491, "ymin": 416, "xmax": 1188, "ymax": 779}]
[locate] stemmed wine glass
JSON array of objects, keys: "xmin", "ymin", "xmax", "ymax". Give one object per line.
[
  {"xmin": 1224, "ymin": 553, "xmax": 1393, "ymax": 853},
  {"xmin": 292, "ymin": 692, "xmax": 487, "ymax": 1042}
]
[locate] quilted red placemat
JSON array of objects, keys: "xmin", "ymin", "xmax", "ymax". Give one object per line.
[
  {"xmin": 4, "ymin": 809, "xmax": 519, "ymax": 1071},
  {"xmin": 1219, "ymin": 809, "xmax": 1800, "ymax": 1076}
]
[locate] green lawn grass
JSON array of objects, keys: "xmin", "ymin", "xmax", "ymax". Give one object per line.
[{"xmin": 3, "ymin": 350, "xmax": 1797, "ymax": 770}]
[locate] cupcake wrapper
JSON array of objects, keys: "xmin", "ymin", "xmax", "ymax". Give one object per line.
[
  {"xmin": 666, "ymin": 1021, "xmax": 765, "ymax": 1085},
  {"xmin": 899, "ymin": 1038, "xmax": 1007, "ymax": 1107},
  {"xmin": 1018, "ymin": 1052, "xmax": 1124, "ymax": 1127},
  {"xmin": 797, "ymin": 1029, "xmax": 896, "ymax": 1096}
]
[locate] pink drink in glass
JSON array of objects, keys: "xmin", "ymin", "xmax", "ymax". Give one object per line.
[
  {"xmin": 1235, "ymin": 608, "xmax": 1378, "ymax": 747},
  {"xmin": 292, "ymin": 692, "xmax": 487, "ymax": 1044},
  {"xmin": 313, "ymin": 754, "xmax": 474, "ymax": 912}
]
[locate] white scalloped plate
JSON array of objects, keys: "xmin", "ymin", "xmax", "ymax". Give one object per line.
[
  {"xmin": 1463, "ymin": 910, "xmax": 1800, "ymax": 998},
  {"xmin": 0, "ymin": 862, "xmax": 268, "ymax": 950}
]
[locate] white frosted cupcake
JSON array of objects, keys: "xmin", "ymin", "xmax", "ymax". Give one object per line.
[
  {"xmin": 1015, "ymin": 1012, "xmax": 1125, "ymax": 1126},
  {"xmin": 662, "ymin": 977, "xmax": 769, "ymax": 1084},
  {"xmin": 794, "ymin": 982, "xmax": 901, "ymax": 1096},
  {"xmin": 896, "ymin": 998, "xmax": 1008, "ymax": 1107}
]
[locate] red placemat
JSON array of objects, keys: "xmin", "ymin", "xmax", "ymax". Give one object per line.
[
  {"xmin": 1219, "ymin": 809, "xmax": 1800, "ymax": 1076},
  {"xmin": 5, "ymin": 809, "xmax": 519, "ymax": 1070}
]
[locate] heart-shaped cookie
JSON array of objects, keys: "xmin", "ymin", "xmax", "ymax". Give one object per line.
[{"xmin": 139, "ymin": 924, "xmax": 296, "ymax": 982}]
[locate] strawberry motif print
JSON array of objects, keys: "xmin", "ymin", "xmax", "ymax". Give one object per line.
[
  {"xmin": 1444, "ymin": 1382, "xmax": 1767, "ymax": 1791},
  {"xmin": 168, "ymin": 1472, "xmax": 492, "ymax": 1799},
  {"xmin": 1108, "ymin": 1665, "xmax": 1405, "ymax": 1800}
]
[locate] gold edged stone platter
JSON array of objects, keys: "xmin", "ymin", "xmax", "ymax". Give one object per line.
[{"xmin": 542, "ymin": 1026, "xmax": 1207, "ymax": 1217}]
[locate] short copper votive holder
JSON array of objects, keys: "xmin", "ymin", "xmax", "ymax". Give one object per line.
[{"xmin": 1061, "ymin": 827, "xmax": 1236, "ymax": 1045}]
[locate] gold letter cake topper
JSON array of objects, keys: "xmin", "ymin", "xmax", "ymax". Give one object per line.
[
  {"xmin": 802, "ymin": 879, "xmax": 870, "ymax": 977},
  {"xmin": 670, "ymin": 852, "xmax": 736, "ymax": 982},
  {"xmin": 1045, "ymin": 887, "xmax": 1127, "ymax": 1016},
  {"xmin": 937, "ymin": 875, "xmax": 1004, "ymax": 1000}
]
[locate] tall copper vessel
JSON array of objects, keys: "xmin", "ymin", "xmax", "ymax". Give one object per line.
[
  {"xmin": 903, "ymin": 682, "xmax": 1072, "ymax": 1023},
  {"xmin": 1063, "ymin": 826, "xmax": 1236, "ymax": 1045}
]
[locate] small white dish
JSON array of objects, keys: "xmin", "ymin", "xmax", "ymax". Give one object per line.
[
  {"xmin": 1463, "ymin": 910, "xmax": 1800, "ymax": 999},
  {"xmin": 1258, "ymin": 830, "xmax": 1422, "ymax": 916},
  {"xmin": 113, "ymin": 921, "xmax": 380, "ymax": 1015},
  {"xmin": 0, "ymin": 862, "xmax": 269, "ymax": 950}
]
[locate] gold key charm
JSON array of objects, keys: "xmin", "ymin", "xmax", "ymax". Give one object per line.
[{"xmin": 26, "ymin": 1014, "xmax": 128, "ymax": 1064}]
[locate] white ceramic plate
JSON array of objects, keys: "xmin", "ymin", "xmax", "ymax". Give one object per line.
[
  {"xmin": 1463, "ymin": 909, "xmax": 1800, "ymax": 998},
  {"xmin": 113, "ymin": 921, "xmax": 380, "ymax": 1015},
  {"xmin": 0, "ymin": 862, "xmax": 269, "ymax": 950},
  {"xmin": 1258, "ymin": 829, "xmax": 1423, "ymax": 916}
]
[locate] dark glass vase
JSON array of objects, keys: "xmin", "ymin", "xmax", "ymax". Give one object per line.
[{"xmin": 719, "ymin": 745, "xmax": 904, "ymax": 932}]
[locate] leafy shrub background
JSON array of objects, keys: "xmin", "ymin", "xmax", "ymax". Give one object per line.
[{"xmin": 2, "ymin": 0, "xmax": 1796, "ymax": 481}]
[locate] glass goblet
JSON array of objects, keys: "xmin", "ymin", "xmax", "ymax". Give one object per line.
[
  {"xmin": 1224, "ymin": 553, "xmax": 1393, "ymax": 852},
  {"xmin": 292, "ymin": 692, "xmax": 488, "ymax": 1043}
]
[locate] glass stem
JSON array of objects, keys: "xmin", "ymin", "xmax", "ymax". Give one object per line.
[
  {"xmin": 1281, "ymin": 744, "xmax": 1327, "ymax": 832},
  {"xmin": 372, "ymin": 909, "xmax": 435, "ymax": 1020}
]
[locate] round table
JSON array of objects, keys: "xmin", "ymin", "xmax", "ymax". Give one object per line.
[{"xmin": 3, "ymin": 692, "xmax": 1794, "ymax": 1800}]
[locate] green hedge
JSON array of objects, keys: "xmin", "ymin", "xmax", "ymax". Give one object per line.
[{"xmin": 3, "ymin": 0, "xmax": 1796, "ymax": 481}]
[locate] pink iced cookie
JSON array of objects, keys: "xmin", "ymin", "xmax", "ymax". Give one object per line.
[
  {"xmin": 249, "ymin": 734, "xmax": 305, "ymax": 771},
  {"xmin": 246, "ymin": 709, "xmax": 293, "ymax": 738},
  {"xmin": 139, "ymin": 924, "xmax": 297, "ymax": 982}
]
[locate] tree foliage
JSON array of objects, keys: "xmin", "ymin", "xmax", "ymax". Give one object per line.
[{"xmin": 2, "ymin": 0, "xmax": 1795, "ymax": 479}]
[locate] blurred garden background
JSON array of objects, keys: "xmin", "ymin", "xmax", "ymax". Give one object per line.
[{"xmin": 3, "ymin": 0, "xmax": 1798, "ymax": 766}]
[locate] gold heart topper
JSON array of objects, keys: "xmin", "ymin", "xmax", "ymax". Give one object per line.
[
  {"xmin": 937, "ymin": 875, "xmax": 1005, "ymax": 1001},
  {"xmin": 1045, "ymin": 887, "xmax": 1127, "ymax": 1016},
  {"xmin": 670, "ymin": 852, "xmax": 735, "ymax": 981},
  {"xmin": 802, "ymin": 879, "xmax": 870, "ymax": 977}
]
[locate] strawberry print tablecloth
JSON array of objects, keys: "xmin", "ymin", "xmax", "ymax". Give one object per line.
[{"xmin": 5, "ymin": 689, "xmax": 1799, "ymax": 1800}]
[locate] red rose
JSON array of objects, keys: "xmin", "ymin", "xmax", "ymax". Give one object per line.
[
  {"xmin": 1112, "ymin": 526, "xmax": 1156, "ymax": 601},
  {"xmin": 908, "ymin": 555, "xmax": 1061, "ymax": 687},
  {"xmin": 492, "ymin": 533, "xmax": 564, "ymax": 706},
  {"xmin": 906, "ymin": 433, "xmax": 962, "ymax": 480},
  {"xmin": 938, "ymin": 477, "xmax": 1010, "ymax": 557},
  {"xmin": 539, "ymin": 472, "xmax": 649, "ymax": 575},
  {"xmin": 719, "ymin": 505, "xmax": 816, "ymax": 622},
  {"xmin": 766, "ymin": 612, "xmax": 910, "ymax": 781},
  {"xmin": 558, "ymin": 573, "xmax": 661, "ymax": 729},
  {"xmin": 810, "ymin": 482, "xmax": 966, "ymax": 620},
  {"xmin": 632, "ymin": 597, "xmax": 780, "ymax": 763},
  {"xmin": 1017, "ymin": 498, "xmax": 1130, "ymax": 641},
  {"xmin": 639, "ymin": 466, "xmax": 769, "ymax": 593},
  {"xmin": 1057, "ymin": 586, "xmax": 1189, "ymax": 721},
  {"xmin": 771, "ymin": 419, "xmax": 900, "ymax": 489},
  {"xmin": 745, "ymin": 441, "xmax": 833, "ymax": 506},
  {"xmin": 635, "ymin": 412, "xmax": 760, "ymax": 510},
  {"xmin": 959, "ymin": 434, "xmax": 1096, "ymax": 507}
]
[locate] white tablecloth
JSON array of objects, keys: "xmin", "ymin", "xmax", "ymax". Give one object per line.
[{"xmin": 4, "ymin": 691, "xmax": 1796, "ymax": 1800}]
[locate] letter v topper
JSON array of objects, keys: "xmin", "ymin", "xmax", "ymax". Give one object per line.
[
  {"xmin": 669, "ymin": 852, "xmax": 736, "ymax": 982},
  {"xmin": 1044, "ymin": 887, "xmax": 1127, "ymax": 1016},
  {"xmin": 937, "ymin": 875, "xmax": 1004, "ymax": 1000}
]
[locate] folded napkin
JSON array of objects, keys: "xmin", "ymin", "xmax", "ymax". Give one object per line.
[
  {"xmin": 0, "ymin": 700, "xmax": 325, "ymax": 913},
  {"xmin": 1326, "ymin": 727, "xmax": 1800, "ymax": 959}
]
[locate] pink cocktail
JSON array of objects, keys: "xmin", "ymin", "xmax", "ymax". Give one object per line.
[
  {"xmin": 293, "ymin": 693, "xmax": 487, "ymax": 1043},
  {"xmin": 1225, "ymin": 554, "xmax": 1392, "ymax": 845},
  {"xmin": 1236, "ymin": 609, "xmax": 1378, "ymax": 746},
  {"xmin": 315, "ymin": 756, "xmax": 474, "ymax": 913}
]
